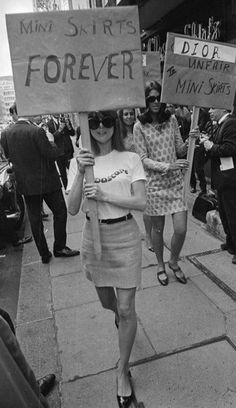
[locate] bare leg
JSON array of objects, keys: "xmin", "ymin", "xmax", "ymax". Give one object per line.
[
  {"xmin": 95, "ymin": 286, "xmax": 119, "ymax": 324},
  {"xmin": 169, "ymin": 211, "xmax": 187, "ymax": 266},
  {"xmin": 116, "ymin": 287, "xmax": 137, "ymax": 397},
  {"xmin": 151, "ymin": 216, "xmax": 165, "ymax": 271},
  {"xmin": 143, "ymin": 214, "xmax": 153, "ymax": 249}
]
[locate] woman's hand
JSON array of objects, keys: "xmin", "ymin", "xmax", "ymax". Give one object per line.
[
  {"xmin": 84, "ymin": 183, "xmax": 105, "ymax": 201},
  {"xmin": 189, "ymin": 128, "xmax": 201, "ymax": 139},
  {"xmin": 75, "ymin": 149, "xmax": 95, "ymax": 174},
  {"xmin": 169, "ymin": 159, "xmax": 189, "ymax": 171}
]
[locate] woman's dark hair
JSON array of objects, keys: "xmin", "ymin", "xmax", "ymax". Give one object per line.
[
  {"xmin": 117, "ymin": 108, "xmax": 136, "ymax": 140},
  {"xmin": 88, "ymin": 110, "xmax": 125, "ymax": 155},
  {"xmin": 138, "ymin": 81, "xmax": 171, "ymax": 125}
]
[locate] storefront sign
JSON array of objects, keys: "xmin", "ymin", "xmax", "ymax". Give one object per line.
[
  {"xmin": 161, "ymin": 32, "xmax": 236, "ymax": 109},
  {"xmin": 142, "ymin": 51, "xmax": 161, "ymax": 84},
  {"xmin": 6, "ymin": 7, "xmax": 145, "ymax": 116},
  {"xmin": 184, "ymin": 17, "xmax": 221, "ymax": 41}
]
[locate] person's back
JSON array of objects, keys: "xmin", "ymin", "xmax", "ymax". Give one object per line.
[{"xmin": 1, "ymin": 120, "xmax": 61, "ymax": 196}]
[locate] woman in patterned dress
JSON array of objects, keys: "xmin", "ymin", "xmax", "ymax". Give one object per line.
[{"xmin": 133, "ymin": 81, "xmax": 189, "ymax": 286}]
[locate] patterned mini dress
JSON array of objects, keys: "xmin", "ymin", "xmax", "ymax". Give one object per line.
[{"xmin": 133, "ymin": 115, "xmax": 187, "ymax": 216}]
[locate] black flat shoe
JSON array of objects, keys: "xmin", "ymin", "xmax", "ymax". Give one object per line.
[
  {"xmin": 42, "ymin": 251, "xmax": 52, "ymax": 264},
  {"xmin": 168, "ymin": 262, "xmax": 187, "ymax": 284},
  {"xmin": 117, "ymin": 392, "xmax": 134, "ymax": 408},
  {"xmin": 38, "ymin": 373, "xmax": 56, "ymax": 396},
  {"xmin": 54, "ymin": 246, "xmax": 80, "ymax": 258},
  {"xmin": 157, "ymin": 270, "xmax": 169, "ymax": 286}
]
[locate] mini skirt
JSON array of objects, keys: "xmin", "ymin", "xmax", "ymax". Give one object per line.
[{"xmin": 81, "ymin": 216, "xmax": 142, "ymax": 288}]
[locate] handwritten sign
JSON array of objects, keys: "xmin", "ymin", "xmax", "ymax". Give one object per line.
[
  {"xmin": 142, "ymin": 51, "xmax": 161, "ymax": 85},
  {"xmin": 6, "ymin": 7, "xmax": 145, "ymax": 116},
  {"xmin": 161, "ymin": 32, "xmax": 236, "ymax": 109}
]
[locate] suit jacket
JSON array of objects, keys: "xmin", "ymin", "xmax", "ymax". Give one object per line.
[
  {"xmin": 210, "ymin": 114, "xmax": 236, "ymax": 191},
  {"xmin": 50, "ymin": 119, "xmax": 75, "ymax": 160},
  {"xmin": 1, "ymin": 120, "xmax": 63, "ymax": 196}
]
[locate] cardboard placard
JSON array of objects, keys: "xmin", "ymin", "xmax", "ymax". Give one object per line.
[
  {"xmin": 6, "ymin": 7, "xmax": 145, "ymax": 116},
  {"xmin": 161, "ymin": 32, "xmax": 236, "ymax": 109},
  {"xmin": 142, "ymin": 51, "xmax": 161, "ymax": 85}
]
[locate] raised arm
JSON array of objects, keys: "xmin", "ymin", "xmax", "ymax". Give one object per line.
[{"xmin": 67, "ymin": 149, "xmax": 95, "ymax": 215}]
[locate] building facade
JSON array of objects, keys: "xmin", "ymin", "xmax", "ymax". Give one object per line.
[
  {"xmin": 0, "ymin": 76, "xmax": 15, "ymax": 126},
  {"xmin": 118, "ymin": 0, "xmax": 236, "ymax": 51}
]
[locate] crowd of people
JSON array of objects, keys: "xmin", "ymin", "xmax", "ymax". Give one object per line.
[{"xmin": 1, "ymin": 79, "xmax": 236, "ymax": 406}]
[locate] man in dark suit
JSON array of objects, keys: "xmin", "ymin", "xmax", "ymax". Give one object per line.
[
  {"xmin": 202, "ymin": 108, "xmax": 236, "ymax": 264},
  {"xmin": 47, "ymin": 114, "xmax": 75, "ymax": 189},
  {"xmin": 1, "ymin": 104, "xmax": 80, "ymax": 263}
]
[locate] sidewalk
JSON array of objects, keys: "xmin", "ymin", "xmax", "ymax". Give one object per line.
[{"xmin": 16, "ymin": 196, "xmax": 236, "ymax": 408}]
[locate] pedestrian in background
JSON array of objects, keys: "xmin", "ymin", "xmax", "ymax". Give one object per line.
[
  {"xmin": 67, "ymin": 110, "xmax": 146, "ymax": 408},
  {"xmin": 46, "ymin": 114, "xmax": 75, "ymax": 189},
  {"xmin": 1, "ymin": 104, "xmax": 80, "ymax": 263},
  {"xmin": 118, "ymin": 108, "xmax": 136, "ymax": 152},
  {"xmin": 133, "ymin": 81, "xmax": 189, "ymax": 286},
  {"xmin": 202, "ymin": 107, "xmax": 236, "ymax": 264}
]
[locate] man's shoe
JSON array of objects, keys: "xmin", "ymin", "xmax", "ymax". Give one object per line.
[
  {"xmin": 221, "ymin": 243, "xmax": 235, "ymax": 255},
  {"xmin": 54, "ymin": 246, "xmax": 80, "ymax": 258},
  {"xmin": 38, "ymin": 373, "xmax": 56, "ymax": 396},
  {"xmin": 13, "ymin": 235, "xmax": 33, "ymax": 247},
  {"xmin": 42, "ymin": 251, "xmax": 52, "ymax": 264},
  {"xmin": 232, "ymin": 255, "xmax": 236, "ymax": 264}
]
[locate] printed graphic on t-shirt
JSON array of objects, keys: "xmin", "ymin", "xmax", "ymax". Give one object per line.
[{"xmin": 95, "ymin": 169, "xmax": 128, "ymax": 183}]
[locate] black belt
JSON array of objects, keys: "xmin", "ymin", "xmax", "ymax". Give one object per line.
[{"xmin": 86, "ymin": 213, "xmax": 132, "ymax": 224}]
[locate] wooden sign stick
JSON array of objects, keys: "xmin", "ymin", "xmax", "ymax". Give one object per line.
[
  {"xmin": 183, "ymin": 106, "xmax": 200, "ymax": 202},
  {"xmin": 79, "ymin": 112, "xmax": 101, "ymax": 259}
]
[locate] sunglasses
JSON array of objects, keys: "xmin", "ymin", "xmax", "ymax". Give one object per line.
[
  {"xmin": 89, "ymin": 116, "xmax": 115, "ymax": 130},
  {"xmin": 123, "ymin": 112, "xmax": 135, "ymax": 117},
  {"xmin": 147, "ymin": 95, "xmax": 161, "ymax": 103}
]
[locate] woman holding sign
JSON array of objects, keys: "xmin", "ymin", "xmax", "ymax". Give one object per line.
[
  {"xmin": 67, "ymin": 110, "xmax": 146, "ymax": 408},
  {"xmin": 133, "ymin": 81, "xmax": 189, "ymax": 286}
]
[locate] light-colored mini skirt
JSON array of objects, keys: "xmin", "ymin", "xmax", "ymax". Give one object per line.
[{"xmin": 81, "ymin": 216, "xmax": 142, "ymax": 288}]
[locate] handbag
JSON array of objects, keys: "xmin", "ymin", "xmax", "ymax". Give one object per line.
[{"xmin": 192, "ymin": 193, "xmax": 218, "ymax": 223}]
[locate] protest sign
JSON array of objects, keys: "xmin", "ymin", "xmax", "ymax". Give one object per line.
[
  {"xmin": 161, "ymin": 32, "xmax": 236, "ymax": 109},
  {"xmin": 142, "ymin": 51, "xmax": 161, "ymax": 85},
  {"xmin": 6, "ymin": 7, "xmax": 145, "ymax": 116}
]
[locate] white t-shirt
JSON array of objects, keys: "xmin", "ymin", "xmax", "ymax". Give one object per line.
[{"xmin": 67, "ymin": 149, "xmax": 146, "ymax": 219}]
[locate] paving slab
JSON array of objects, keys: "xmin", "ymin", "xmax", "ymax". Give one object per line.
[
  {"xmin": 61, "ymin": 369, "xmax": 117, "ymax": 408},
  {"xmin": 226, "ymin": 311, "xmax": 236, "ymax": 347},
  {"xmin": 55, "ymin": 302, "xmax": 154, "ymax": 382},
  {"xmin": 136, "ymin": 281, "xmax": 225, "ymax": 354},
  {"xmin": 16, "ymin": 318, "xmax": 59, "ymax": 379},
  {"xmin": 133, "ymin": 340, "xmax": 236, "ymax": 408},
  {"xmin": 51, "ymin": 271, "xmax": 97, "ymax": 310},
  {"xmin": 192, "ymin": 274, "xmax": 236, "ymax": 313},
  {"xmin": 194, "ymin": 251, "xmax": 236, "ymax": 293},
  {"xmin": 17, "ymin": 262, "xmax": 52, "ymax": 324},
  {"xmin": 164, "ymin": 215, "xmax": 221, "ymax": 256}
]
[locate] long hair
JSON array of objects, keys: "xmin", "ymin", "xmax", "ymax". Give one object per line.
[
  {"xmin": 117, "ymin": 108, "xmax": 136, "ymax": 140},
  {"xmin": 138, "ymin": 81, "xmax": 171, "ymax": 125},
  {"xmin": 88, "ymin": 110, "xmax": 125, "ymax": 155}
]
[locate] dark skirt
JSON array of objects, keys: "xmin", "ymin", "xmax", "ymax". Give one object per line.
[{"xmin": 81, "ymin": 217, "xmax": 142, "ymax": 288}]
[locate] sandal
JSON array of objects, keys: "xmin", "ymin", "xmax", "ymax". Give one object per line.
[
  {"xmin": 157, "ymin": 270, "xmax": 169, "ymax": 286},
  {"xmin": 168, "ymin": 262, "xmax": 187, "ymax": 284}
]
